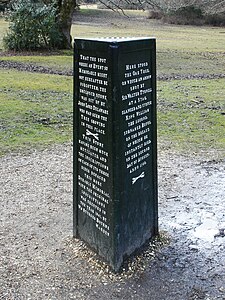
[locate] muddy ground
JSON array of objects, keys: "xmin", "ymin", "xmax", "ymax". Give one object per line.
[{"xmin": 0, "ymin": 144, "xmax": 224, "ymax": 300}]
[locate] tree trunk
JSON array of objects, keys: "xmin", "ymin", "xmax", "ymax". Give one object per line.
[
  {"xmin": 56, "ymin": 0, "xmax": 76, "ymax": 49},
  {"xmin": 43, "ymin": 0, "xmax": 76, "ymax": 49}
]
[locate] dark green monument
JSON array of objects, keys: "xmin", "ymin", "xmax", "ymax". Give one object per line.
[{"xmin": 73, "ymin": 38, "xmax": 158, "ymax": 271}]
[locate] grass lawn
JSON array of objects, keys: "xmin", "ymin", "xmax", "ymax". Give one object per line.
[
  {"xmin": 0, "ymin": 9, "xmax": 225, "ymax": 158},
  {"xmin": 0, "ymin": 53, "xmax": 73, "ymax": 72},
  {"xmin": 72, "ymin": 9, "xmax": 225, "ymax": 53},
  {"xmin": 0, "ymin": 69, "xmax": 73, "ymax": 155},
  {"xmin": 158, "ymin": 78, "xmax": 225, "ymax": 154}
]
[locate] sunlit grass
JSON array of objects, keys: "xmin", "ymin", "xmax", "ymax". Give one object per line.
[
  {"xmin": 71, "ymin": 11, "xmax": 225, "ymax": 52},
  {"xmin": 0, "ymin": 54, "xmax": 73, "ymax": 72},
  {"xmin": 157, "ymin": 50, "xmax": 225, "ymax": 76},
  {"xmin": 0, "ymin": 69, "xmax": 72, "ymax": 92},
  {"xmin": 0, "ymin": 70, "xmax": 72, "ymax": 155},
  {"xmin": 0, "ymin": 9, "xmax": 225, "ymax": 157},
  {"xmin": 157, "ymin": 78, "xmax": 225, "ymax": 154}
]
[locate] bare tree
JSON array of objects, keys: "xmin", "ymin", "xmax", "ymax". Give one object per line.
[{"xmin": 99, "ymin": 0, "xmax": 225, "ymax": 13}]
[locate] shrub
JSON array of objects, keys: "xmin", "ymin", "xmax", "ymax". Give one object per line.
[
  {"xmin": 3, "ymin": 0, "xmax": 64, "ymax": 51},
  {"xmin": 205, "ymin": 13, "xmax": 225, "ymax": 27},
  {"xmin": 164, "ymin": 5, "xmax": 205, "ymax": 25},
  {"xmin": 147, "ymin": 10, "xmax": 163, "ymax": 20},
  {"xmin": 0, "ymin": 0, "xmax": 10, "ymax": 12}
]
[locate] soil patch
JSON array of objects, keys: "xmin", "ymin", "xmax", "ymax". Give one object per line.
[
  {"xmin": 1, "ymin": 60, "xmax": 225, "ymax": 82},
  {"xmin": 0, "ymin": 60, "xmax": 72, "ymax": 76},
  {"xmin": 1, "ymin": 145, "xmax": 224, "ymax": 299}
]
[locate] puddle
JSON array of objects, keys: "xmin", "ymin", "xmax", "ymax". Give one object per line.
[{"xmin": 193, "ymin": 219, "xmax": 218, "ymax": 242}]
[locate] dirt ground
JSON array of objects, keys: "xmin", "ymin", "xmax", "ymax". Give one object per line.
[
  {"xmin": 0, "ymin": 144, "xmax": 224, "ymax": 300},
  {"xmin": 1, "ymin": 7, "xmax": 225, "ymax": 299}
]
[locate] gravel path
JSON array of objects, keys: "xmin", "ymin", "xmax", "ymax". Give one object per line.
[{"xmin": 1, "ymin": 144, "xmax": 224, "ymax": 299}]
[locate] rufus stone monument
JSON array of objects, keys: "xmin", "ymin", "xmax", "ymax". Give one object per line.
[{"xmin": 73, "ymin": 38, "xmax": 158, "ymax": 271}]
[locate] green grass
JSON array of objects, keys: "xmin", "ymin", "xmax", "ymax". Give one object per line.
[
  {"xmin": 157, "ymin": 78, "xmax": 225, "ymax": 154},
  {"xmin": 0, "ymin": 9, "xmax": 225, "ymax": 157},
  {"xmin": 0, "ymin": 70, "xmax": 72, "ymax": 155},
  {"xmin": 71, "ymin": 12, "xmax": 225, "ymax": 52},
  {"xmin": 157, "ymin": 50, "xmax": 225, "ymax": 76},
  {"xmin": 0, "ymin": 69, "xmax": 72, "ymax": 91},
  {"xmin": 71, "ymin": 10, "xmax": 225, "ymax": 78},
  {"xmin": 77, "ymin": 7, "xmax": 147, "ymax": 18},
  {"xmin": 1, "ymin": 50, "xmax": 224, "ymax": 78},
  {"xmin": 0, "ymin": 54, "xmax": 73, "ymax": 72}
]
